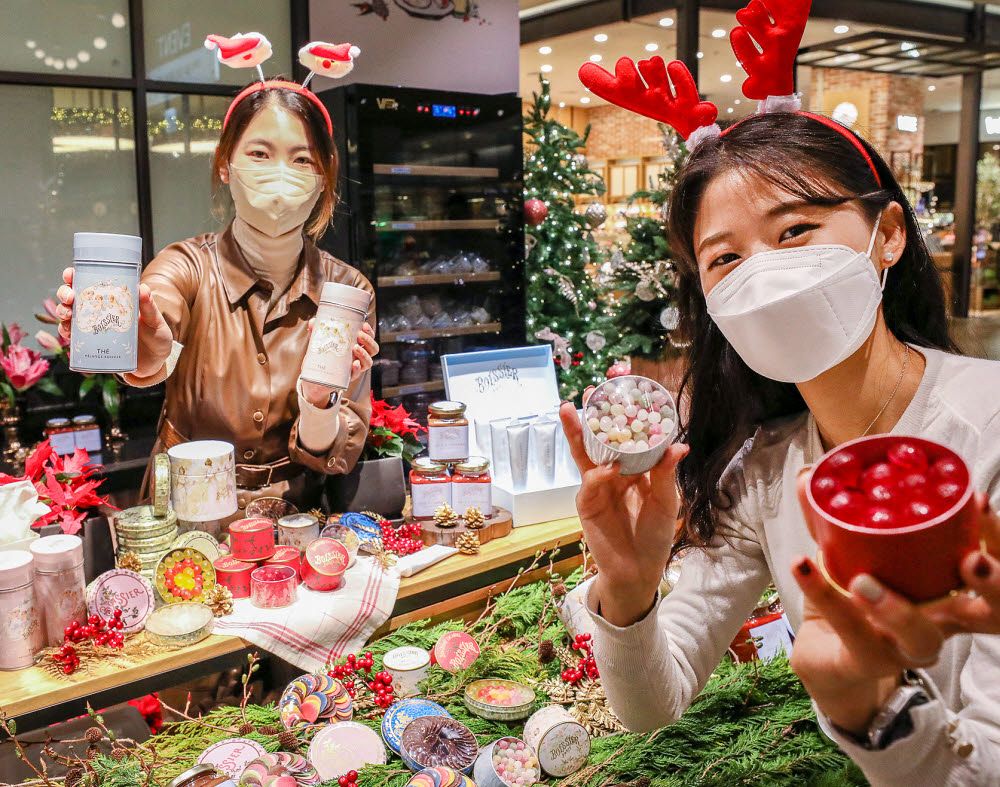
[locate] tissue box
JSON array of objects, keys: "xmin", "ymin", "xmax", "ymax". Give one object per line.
[
  {"xmin": 492, "ymin": 478, "xmax": 581, "ymax": 527},
  {"xmin": 0, "ymin": 532, "xmax": 40, "ymax": 554}
]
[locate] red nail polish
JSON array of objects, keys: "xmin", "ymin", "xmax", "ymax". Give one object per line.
[
  {"xmin": 797, "ymin": 559, "xmax": 812, "ymax": 577},
  {"xmin": 974, "ymin": 555, "xmax": 991, "ymax": 580}
]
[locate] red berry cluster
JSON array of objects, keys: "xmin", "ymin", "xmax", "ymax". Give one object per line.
[
  {"xmin": 327, "ymin": 651, "xmax": 396, "ymax": 712},
  {"xmin": 561, "ymin": 634, "xmax": 598, "ymax": 684},
  {"xmin": 380, "ymin": 519, "xmax": 423, "ymax": 556},
  {"xmin": 56, "ymin": 610, "xmax": 126, "ymax": 674},
  {"xmin": 337, "ymin": 770, "xmax": 359, "ymax": 787},
  {"xmin": 813, "ymin": 440, "xmax": 966, "ymax": 530}
]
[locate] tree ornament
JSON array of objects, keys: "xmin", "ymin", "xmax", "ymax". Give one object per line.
[
  {"xmin": 463, "ymin": 506, "xmax": 486, "ymax": 530},
  {"xmin": 205, "ymin": 584, "xmax": 234, "ymax": 617},
  {"xmin": 525, "ymin": 198, "xmax": 548, "ymax": 227},
  {"xmin": 116, "ymin": 550, "xmax": 142, "ymax": 574},
  {"xmin": 581, "ymin": 247, "xmax": 590, "ymax": 265},
  {"xmin": 584, "ymin": 202, "xmax": 608, "ymax": 228},
  {"xmin": 661, "ymin": 201, "xmax": 670, "ymax": 223},
  {"xmin": 455, "ymin": 531, "xmax": 480, "ymax": 555},
  {"xmin": 433, "ymin": 503, "xmax": 460, "ymax": 528},
  {"xmin": 609, "ymin": 249, "xmax": 624, "ymax": 269},
  {"xmin": 636, "ymin": 280, "xmax": 657, "ymax": 301},
  {"xmin": 544, "ymin": 267, "xmax": 581, "ymax": 313},
  {"xmin": 586, "ymin": 331, "xmax": 607, "ymax": 352},
  {"xmin": 571, "ymin": 153, "xmax": 589, "ymax": 169},
  {"xmin": 308, "ymin": 508, "xmax": 328, "ymax": 526},
  {"xmin": 606, "ymin": 360, "xmax": 631, "ymax": 379},
  {"xmin": 660, "ymin": 306, "xmax": 680, "ymax": 330}
]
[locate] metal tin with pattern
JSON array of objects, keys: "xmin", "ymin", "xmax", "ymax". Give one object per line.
[
  {"xmin": 86, "ymin": 568, "xmax": 154, "ymax": 633},
  {"xmin": 277, "ymin": 513, "xmax": 320, "ymax": 554},
  {"xmin": 172, "ymin": 531, "xmax": 222, "ymax": 563},
  {"xmin": 120, "ymin": 529, "xmax": 179, "ymax": 552},
  {"xmin": 383, "ymin": 646, "xmax": 431, "ymax": 698},
  {"xmin": 115, "ymin": 505, "xmax": 178, "ymax": 537},
  {"xmin": 309, "ymin": 721, "xmax": 387, "ymax": 781},
  {"xmin": 431, "ymin": 631, "xmax": 481, "ymax": 672},
  {"xmin": 339, "ymin": 512, "xmax": 382, "ymax": 551},
  {"xmin": 523, "ymin": 705, "xmax": 590, "ymax": 777},
  {"xmin": 463, "ymin": 679, "xmax": 536, "ymax": 722},
  {"xmin": 229, "ymin": 518, "xmax": 276, "ymax": 561},
  {"xmin": 145, "ymin": 602, "xmax": 214, "ymax": 648},
  {"xmin": 196, "ymin": 738, "xmax": 266, "ymax": 780},
  {"xmin": 301, "ymin": 538, "xmax": 349, "ymax": 592},
  {"xmin": 399, "ymin": 717, "xmax": 478, "ymax": 775},
  {"xmin": 381, "ymin": 699, "xmax": 452, "ymax": 756},
  {"xmin": 213, "ymin": 556, "xmax": 254, "ymax": 599},
  {"xmin": 153, "ymin": 453, "xmax": 171, "ymax": 517}
]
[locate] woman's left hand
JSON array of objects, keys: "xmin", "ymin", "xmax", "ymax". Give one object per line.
[
  {"xmin": 300, "ymin": 322, "xmax": 379, "ymax": 409},
  {"xmin": 790, "ymin": 473, "xmax": 1000, "ymax": 735}
]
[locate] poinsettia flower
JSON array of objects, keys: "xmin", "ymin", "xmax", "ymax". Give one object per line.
[
  {"xmin": 54, "ymin": 507, "xmax": 87, "ymax": 535},
  {"xmin": 0, "ymin": 471, "xmax": 26, "ymax": 485},
  {"xmin": 61, "ymin": 447, "xmax": 94, "ymax": 477},
  {"xmin": 1, "ymin": 343, "xmax": 50, "ymax": 391},
  {"xmin": 35, "ymin": 298, "xmax": 61, "ymax": 325},
  {"xmin": 24, "ymin": 440, "xmax": 54, "ymax": 481},
  {"xmin": 35, "ymin": 329, "xmax": 68, "ymax": 352}
]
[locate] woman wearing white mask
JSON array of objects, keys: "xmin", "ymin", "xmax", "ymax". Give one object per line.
[
  {"xmin": 54, "ymin": 81, "xmax": 378, "ymax": 512},
  {"xmin": 558, "ymin": 109, "xmax": 1000, "ymax": 783}
]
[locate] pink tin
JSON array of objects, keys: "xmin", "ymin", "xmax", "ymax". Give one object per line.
[
  {"xmin": 250, "ymin": 565, "xmax": 298, "ymax": 609},
  {"xmin": 213, "ymin": 557, "xmax": 255, "ymax": 600},
  {"xmin": 30, "ymin": 534, "xmax": 86, "ymax": 647},
  {"xmin": 0, "ymin": 550, "xmax": 44, "ymax": 670},
  {"xmin": 265, "ymin": 545, "xmax": 302, "ymax": 581}
]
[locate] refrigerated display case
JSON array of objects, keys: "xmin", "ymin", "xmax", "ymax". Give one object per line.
[{"xmin": 318, "ymin": 84, "xmax": 525, "ymax": 418}]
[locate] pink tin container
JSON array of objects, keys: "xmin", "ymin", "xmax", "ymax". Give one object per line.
[
  {"xmin": 30, "ymin": 534, "xmax": 87, "ymax": 647},
  {"xmin": 250, "ymin": 565, "xmax": 298, "ymax": 609},
  {"xmin": 0, "ymin": 550, "xmax": 44, "ymax": 669},
  {"xmin": 213, "ymin": 556, "xmax": 255, "ymax": 600}
]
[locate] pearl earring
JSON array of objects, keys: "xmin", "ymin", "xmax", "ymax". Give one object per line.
[{"xmin": 883, "ymin": 252, "xmax": 893, "ymax": 261}]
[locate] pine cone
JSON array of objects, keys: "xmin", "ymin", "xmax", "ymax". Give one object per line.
[
  {"xmin": 85, "ymin": 727, "xmax": 103, "ymax": 743},
  {"xmin": 308, "ymin": 508, "xmax": 327, "ymax": 526},
  {"xmin": 205, "ymin": 584, "xmax": 234, "ymax": 617},
  {"xmin": 463, "ymin": 506, "xmax": 486, "ymax": 530},
  {"xmin": 65, "ymin": 768, "xmax": 84, "ymax": 787},
  {"xmin": 116, "ymin": 550, "xmax": 143, "ymax": 574},
  {"xmin": 111, "ymin": 748, "xmax": 128, "ymax": 762},
  {"xmin": 538, "ymin": 639, "xmax": 556, "ymax": 664},
  {"xmin": 238, "ymin": 722, "xmax": 255, "ymax": 735},
  {"xmin": 86, "ymin": 744, "xmax": 100, "ymax": 760},
  {"xmin": 278, "ymin": 730, "xmax": 300, "ymax": 750},
  {"xmin": 433, "ymin": 503, "xmax": 460, "ymax": 529},
  {"xmin": 552, "ymin": 582, "xmax": 568, "ymax": 597},
  {"xmin": 455, "ymin": 531, "xmax": 480, "ymax": 555},
  {"xmin": 258, "ymin": 724, "xmax": 281, "ymax": 736}
]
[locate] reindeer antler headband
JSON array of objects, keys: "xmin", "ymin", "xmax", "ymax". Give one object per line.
[
  {"xmin": 204, "ymin": 32, "xmax": 362, "ymax": 137},
  {"xmin": 578, "ymin": 0, "xmax": 881, "ymax": 185}
]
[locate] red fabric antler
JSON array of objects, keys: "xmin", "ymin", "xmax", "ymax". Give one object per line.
[
  {"xmin": 578, "ymin": 56, "xmax": 718, "ymax": 140},
  {"xmin": 730, "ymin": 0, "xmax": 812, "ymax": 100}
]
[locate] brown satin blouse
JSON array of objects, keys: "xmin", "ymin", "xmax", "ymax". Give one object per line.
[{"xmin": 138, "ymin": 224, "xmax": 374, "ymax": 510}]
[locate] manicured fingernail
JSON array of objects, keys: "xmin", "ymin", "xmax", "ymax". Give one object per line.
[
  {"xmin": 974, "ymin": 555, "xmax": 992, "ymax": 579},
  {"xmin": 851, "ymin": 574, "xmax": 884, "ymax": 603},
  {"xmin": 796, "ymin": 559, "xmax": 812, "ymax": 577}
]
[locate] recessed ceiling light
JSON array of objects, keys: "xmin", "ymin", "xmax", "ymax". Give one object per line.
[
  {"xmin": 66, "ymin": 58, "xmax": 78, "ymax": 70},
  {"xmin": 53, "ymin": 59, "xmax": 64, "ymax": 70},
  {"xmin": 34, "ymin": 49, "xmax": 45, "ymax": 59},
  {"xmin": 580, "ymin": 96, "xmax": 591, "ymax": 104},
  {"xmin": 111, "ymin": 12, "xmax": 126, "ymax": 28},
  {"xmin": 645, "ymin": 43, "xmax": 658, "ymax": 52},
  {"xmin": 94, "ymin": 36, "xmax": 107, "ymax": 50},
  {"xmin": 78, "ymin": 51, "xmax": 90, "ymax": 63},
  {"xmin": 734, "ymin": 99, "xmax": 741, "ymax": 105},
  {"xmin": 659, "ymin": 17, "xmax": 674, "ymax": 27},
  {"xmin": 559, "ymin": 102, "xmax": 566, "ymax": 107},
  {"xmin": 712, "ymin": 28, "xmax": 726, "ymax": 38},
  {"xmin": 720, "ymin": 74, "xmax": 732, "ymax": 83},
  {"xmin": 539, "ymin": 46, "xmax": 552, "ymax": 55},
  {"xmin": 25, "ymin": 40, "xmax": 36, "ymax": 49},
  {"xmin": 44, "ymin": 56, "xmax": 53, "ymax": 65},
  {"xmin": 590, "ymin": 54, "xmax": 602, "ymax": 62},
  {"xmin": 928, "ymin": 84, "xmax": 936, "ymax": 92},
  {"xmin": 697, "ymin": 51, "xmax": 704, "ymax": 59},
  {"xmin": 727, "ymin": 107, "xmax": 734, "ymax": 114},
  {"xmin": 594, "ymin": 33, "xmax": 607, "ymax": 42},
  {"xmin": 834, "ymin": 24, "xmax": 849, "ymax": 34},
  {"xmin": 541, "ymin": 64, "xmax": 553, "ymax": 73}
]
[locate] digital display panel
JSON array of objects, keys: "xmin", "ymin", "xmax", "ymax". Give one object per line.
[{"xmin": 432, "ymin": 104, "xmax": 457, "ymax": 118}]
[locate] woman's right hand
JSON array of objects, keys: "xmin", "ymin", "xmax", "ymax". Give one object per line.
[
  {"xmin": 57, "ymin": 267, "xmax": 174, "ymax": 378},
  {"xmin": 559, "ymin": 399, "xmax": 689, "ymax": 628}
]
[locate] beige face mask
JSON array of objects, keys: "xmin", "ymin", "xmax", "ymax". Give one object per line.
[{"xmin": 228, "ymin": 161, "xmax": 323, "ymax": 237}]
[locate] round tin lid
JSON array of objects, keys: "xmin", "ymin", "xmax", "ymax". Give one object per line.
[
  {"xmin": 74, "ymin": 232, "xmax": 142, "ymax": 264},
  {"xmin": 196, "ymin": 738, "xmax": 266, "ymax": 780},
  {"xmin": 46, "ymin": 417, "xmax": 71, "ymax": 427},
  {"xmin": 230, "ymin": 518, "xmax": 272, "ymax": 534},
  {"xmin": 319, "ymin": 281, "xmax": 372, "ymax": 313},
  {"xmin": 30, "ymin": 534, "xmax": 84, "ymax": 571},
  {"xmin": 383, "ymin": 646, "xmax": 431, "ymax": 672},
  {"xmin": 167, "ymin": 440, "xmax": 235, "ymax": 476},
  {"xmin": 269, "ymin": 545, "xmax": 301, "ymax": 561},
  {"xmin": 411, "ymin": 457, "xmax": 448, "ymax": 475},
  {"xmin": 277, "ymin": 513, "xmax": 318, "ymax": 529},
  {"xmin": 432, "ymin": 631, "xmax": 481, "ymax": 672},
  {"xmin": 303, "ymin": 539, "xmax": 349, "ymax": 576},
  {"xmin": 428, "ymin": 401, "xmax": 467, "ymax": 418},
  {"xmin": 310, "ymin": 721, "xmax": 386, "ymax": 781},
  {"xmin": 380, "ymin": 698, "xmax": 452, "ymax": 755},
  {"xmin": 454, "ymin": 456, "xmax": 489, "ymax": 473},
  {"xmin": 86, "ymin": 568, "xmax": 155, "ymax": 633},
  {"xmin": 172, "ymin": 531, "xmax": 222, "ymax": 563},
  {"xmin": 0, "ymin": 550, "xmax": 34, "ymax": 588},
  {"xmin": 116, "ymin": 505, "xmax": 178, "ymax": 531},
  {"xmin": 213, "ymin": 556, "xmax": 254, "ymax": 574}
]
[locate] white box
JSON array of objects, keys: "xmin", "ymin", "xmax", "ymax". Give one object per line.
[{"xmin": 493, "ymin": 477, "xmax": 581, "ymax": 527}]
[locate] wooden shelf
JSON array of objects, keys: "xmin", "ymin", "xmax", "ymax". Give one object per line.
[
  {"xmin": 377, "ymin": 272, "xmax": 501, "ymax": 287},
  {"xmin": 381, "ymin": 322, "xmax": 502, "ymax": 343},
  {"xmin": 373, "ymin": 164, "xmax": 499, "ymax": 178},
  {"xmin": 383, "ymin": 380, "xmax": 446, "ymax": 398},
  {"xmin": 374, "ymin": 219, "xmax": 498, "ymax": 232}
]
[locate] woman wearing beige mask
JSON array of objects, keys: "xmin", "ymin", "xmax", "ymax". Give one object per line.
[{"xmin": 55, "ymin": 80, "xmax": 378, "ymax": 512}]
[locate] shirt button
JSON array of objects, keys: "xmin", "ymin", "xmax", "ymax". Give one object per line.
[
  {"xmin": 238, "ymin": 496, "xmax": 246, "ymax": 507},
  {"xmin": 253, "ymin": 410, "xmax": 264, "ymax": 423},
  {"xmin": 257, "ymin": 352, "xmax": 266, "ymax": 364},
  {"xmin": 243, "ymin": 449, "xmax": 255, "ymax": 460}
]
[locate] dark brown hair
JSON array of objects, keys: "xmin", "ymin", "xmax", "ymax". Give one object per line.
[
  {"xmin": 667, "ymin": 112, "xmax": 957, "ymax": 554},
  {"xmin": 212, "ymin": 79, "xmax": 338, "ymax": 241}
]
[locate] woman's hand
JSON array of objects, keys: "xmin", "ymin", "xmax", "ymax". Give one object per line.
[
  {"xmin": 56, "ymin": 267, "xmax": 173, "ymax": 378},
  {"xmin": 790, "ymin": 475, "xmax": 1000, "ymax": 735},
  {"xmin": 559, "ymin": 399, "xmax": 689, "ymax": 629},
  {"xmin": 300, "ymin": 322, "xmax": 378, "ymax": 408}
]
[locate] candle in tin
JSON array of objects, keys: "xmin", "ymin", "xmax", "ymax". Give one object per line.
[
  {"xmin": 30, "ymin": 534, "xmax": 86, "ymax": 647},
  {"xmin": 229, "ymin": 518, "xmax": 276, "ymax": 561},
  {"xmin": 277, "ymin": 513, "xmax": 320, "ymax": 554},
  {"xmin": 383, "ymin": 646, "xmax": 431, "ymax": 697},
  {"xmin": 265, "ymin": 545, "xmax": 302, "ymax": 580},
  {"xmin": 301, "ymin": 538, "xmax": 349, "ymax": 591},
  {"xmin": 250, "ymin": 565, "xmax": 298, "ymax": 609},
  {"xmin": 0, "ymin": 550, "xmax": 44, "ymax": 670},
  {"xmin": 213, "ymin": 556, "xmax": 254, "ymax": 599},
  {"xmin": 70, "ymin": 232, "xmax": 142, "ymax": 374},
  {"xmin": 300, "ymin": 281, "xmax": 372, "ymax": 390}
]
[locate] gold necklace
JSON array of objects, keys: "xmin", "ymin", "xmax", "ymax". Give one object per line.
[{"xmin": 861, "ymin": 345, "xmax": 910, "ymax": 437}]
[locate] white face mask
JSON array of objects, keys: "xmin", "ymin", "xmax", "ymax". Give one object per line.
[
  {"xmin": 228, "ymin": 161, "xmax": 323, "ymax": 238},
  {"xmin": 705, "ymin": 217, "xmax": 886, "ymax": 383}
]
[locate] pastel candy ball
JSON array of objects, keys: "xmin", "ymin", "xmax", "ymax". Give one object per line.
[
  {"xmin": 624, "ymin": 404, "xmax": 638, "ymax": 418},
  {"xmin": 600, "ymin": 401, "xmax": 611, "ymax": 414},
  {"xmin": 588, "ymin": 418, "xmax": 601, "ymax": 433},
  {"xmin": 648, "ymin": 411, "xmax": 662, "ymax": 424},
  {"xmin": 610, "ymin": 404, "xmax": 625, "ymax": 416}
]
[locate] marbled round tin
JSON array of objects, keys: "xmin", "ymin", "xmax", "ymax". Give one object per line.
[
  {"xmin": 309, "ymin": 721, "xmax": 386, "ymax": 781},
  {"xmin": 278, "ymin": 514, "xmax": 320, "ymax": 554},
  {"xmin": 523, "ymin": 705, "xmax": 590, "ymax": 777}
]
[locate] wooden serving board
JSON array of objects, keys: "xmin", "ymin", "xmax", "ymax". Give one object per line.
[{"xmin": 409, "ymin": 506, "xmax": 513, "ymax": 547}]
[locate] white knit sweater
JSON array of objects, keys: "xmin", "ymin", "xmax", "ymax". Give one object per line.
[{"xmin": 587, "ymin": 346, "xmax": 1000, "ymax": 786}]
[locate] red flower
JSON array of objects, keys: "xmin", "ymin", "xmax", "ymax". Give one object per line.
[
  {"xmin": 17, "ymin": 440, "xmax": 113, "ymax": 535},
  {"xmin": 370, "ymin": 393, "xmax": 424, "ymax": 437},
  {"xmin": 5, "ymin": 322, "xmax": 26, "ymax": 346},
  {"xmin": 35, "ymin": 298, "xmax": 61, "ymax": 325},
  {"xmin": 35, "ymin": 329, "xmax": 68, "ymax": 352},
  {"xmin": 1, "ymin": 343, "xmax": 49, "ymax": 392}
]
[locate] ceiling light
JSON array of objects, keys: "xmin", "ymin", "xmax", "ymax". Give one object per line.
[
  {"xmin": 727, "ymin": 107, "xmax": 734, "ymax": 114},
  {"xmin": 78, "ymin": 51, "xmax": 90, "ymax": 63},
  {"xmin": 94, "ymin": 36, "xmax": 107, "ymax": 50},
  {"xmin": 659, "ymin": 17, "xmax": 674, "ymax": 27},
  {"xmin": 53, "ymin": 59, "xmax": 64, "ymax": 70},
  {"xmin": 111, "ymin": 12, "xmax": 126, "ymax": 28},
  {"xmin": 539, "ymin": 46, "xmax": 552, "ymax": 55},
  {"xmin": 734, "ymin": 99, "xmax": 741, "ymax": 105},
  {"xmin": 834, "ymin": 24, "xmax": 849, "ymax": 34},
  {"xmin": 720, "ymin": 74, "xmax": 732, "ymax": 83},
  {"xmin": 67, "ymin": 58, "xmax": 78, "ymax": 70},
  {"xmin": 580, "ymin": 96, "xmax": 591, "ymax": 104},
  {"xmin": 559, "ymin": 102, "xmax": 566, "ymax": 107},
  {"xmin": 44, "ymin": 56, "xmax": 53, "ymax": 66},
  {"xmin": 697, "ymin": 51, "xmax": 704, "ymax": 59},
  {"xmin": 34, "ymin": 49, "xmax": 45, "ymax": 59},
  {"xmin": 590, "ymin": 54, "xmax": 602, "ymax": 62},
  {"xmin": 900, "ymin": 42, "xmax": 916, "ymax": 51},
  {"xmin": 645, "ymin": 43, "xmax": 658, "ymax": 52},
  {"xmin": 594, "ymin": 33, "xmax": 607, "ymax": 42},
  {"xmin": 25, "ymin": 40, "xmax": 36, "ymax": 49},
  {"xmin": 541, "ymin": 64, "xmax": 553, "ymax": 73},
  {"xmin": 712, "ymin": 28, "xmax": 726, "ymax": 38},
  {"xmin": 928, "ymin": 84, "xmax": 936, "ymax": 92}
]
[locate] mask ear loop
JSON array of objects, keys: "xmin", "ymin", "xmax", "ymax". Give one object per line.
[{"xmin": 866, "ymin": 213, "xmax": 890, "ymax": 291}]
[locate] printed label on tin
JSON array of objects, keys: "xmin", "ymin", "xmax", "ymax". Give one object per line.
[
  {"xmin": 76, "ymin": 280, "xmax": 134, "ymax": 335},
  {"xmin": 428, "ymin": 425, "xmax": 469, "ymax": 461},
  {"xmin": 312, "ymin": 316, "xmax": 353, "ymax": 357},
  {"xmin": 71, "ymin": 265, "xmax": 139, "ymax": 372}
]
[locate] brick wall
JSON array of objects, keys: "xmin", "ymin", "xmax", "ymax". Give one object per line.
[{"xmin": 582, "ymin": 105, "xmax": 666, "ymax": 159}]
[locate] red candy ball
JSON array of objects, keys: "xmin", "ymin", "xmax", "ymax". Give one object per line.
[
  {"xmin": 862, "ymin": 505, "xmax": 901, "ymax": 529},
  {"xmin": 812, "ymin": 474, "xmax": 842, "ymax": 501},
  {"xmin": 898, "ymin": 471, "xmax": 929, "ymax": 495},
  {"xmin": 827, "ymin": 490, "xmax": 865, "ymax": 522},
  {"xmin": 887, "ymin": 441, "xmax": 929, "ymax": 471},
  {"xmin": 903, "ymin": 499, "xmax": 936, "ymax": 524},
  {"xmin": 825, "ymin": 450, "xmax": 863, "ymax": 487},
  {"xmin": 933, "ymin": 481, "xmax": 964, "ymax": 507},
  {"xmin": 930, "ymin": 457, "xmax": 963, "ymax": 483},
  {"xmin": 860, "ymin": 462, "xmax": 898, "ymax": 494}
]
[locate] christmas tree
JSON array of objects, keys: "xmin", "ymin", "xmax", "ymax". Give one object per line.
[
  {"xmin": 600, "ymin": 125, "xmax": 687, "ymax": 361},
  {"xmin": 523, "ymin": 78, "xmax": 613, "ymax": 402}
]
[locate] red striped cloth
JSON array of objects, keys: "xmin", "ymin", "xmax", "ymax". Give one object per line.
[{"xmin": 213, "ymin": 556, "xmax": 400, "ymax": 671}]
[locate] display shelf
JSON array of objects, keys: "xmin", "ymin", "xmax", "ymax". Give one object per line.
[
  {"xmin": 380, "ymin": 322, "xmax": 502, "ymax": 343},
  {"xmin": 373, "ymin": 164, "xmax": 500, "ymax": 178},
  {"xmin": 374, "ymin": 219, "xmax": 498, "ymax": 232},
  {"xmin": 377, "ymin": 272, "xmax": 501, "ymax": 287},
  {"xmin": 382, "ymin": 380, "xmax": 446, "ymax": 398}
]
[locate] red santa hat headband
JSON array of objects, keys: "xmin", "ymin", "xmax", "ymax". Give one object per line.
[
  {"xmin": 578, "ymin": 0, "xmax": 881, "ymax": 186},
  {"xmin": 204, "ymin": 33, "xmax": 362, "ymax": 137}
]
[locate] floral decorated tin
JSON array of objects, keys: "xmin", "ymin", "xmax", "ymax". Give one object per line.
[
  {"xmin": 213, "ymin": 556, "xmax": 254, "ymax": 600},
  {"xmin": 265, "ymin": 545, "xmax": 302, "ymax": 580},
  {"xmin": 381, "ymin": 699, "xmax": 452, "ymax": 756},
  {"xmin": 464, "ymin": 680, "xmax": 536, "ymax": 722},
  {"xmin": 431, "ymin": 631, "xmax": 481, "ymax": 672},
  {"xmin": 278, "ymin": 513, "xmax": 320, "ymax": 554},
  {"xmin": 168, "ymin": 441, "xmax": 238, "ymax": 523},
  {"xmin": 383, "ymin": 646, "xmax": 431, "ymax": 697},
  {"xmin": 0, "ymin": 550, "xmax": 43, "ymax": 670},
  {"xmin": 250, "ymin": 565, "xmax": 297, "ymax": 609},
  {"xmin": 522, "ymin": 705, "xmax": 590, "ymax": 777},
  {"xmin": 144, "ymin": 602, "xmax": 214, "ymax": 648},
  {"xmin": 229, "ymin": 518, "xmax": 276, "ymax": 561},
  {"xmin": 86, "ymin": 568, "xmax": 154, "ymax": 633},
  {"xmin": 319, "ymin": 524, "xmax": 360, "ymax": 567},
  {"xmin": 309, "ymin": 721, "xmax": 387, "ymax": 781},
  {"xmin": 197, "ymin": 738, "xmax": 267, "ymax": 780},
  {"xmin": 301, "ymin": 538, "xmax": 349, "ymax": 592}
]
